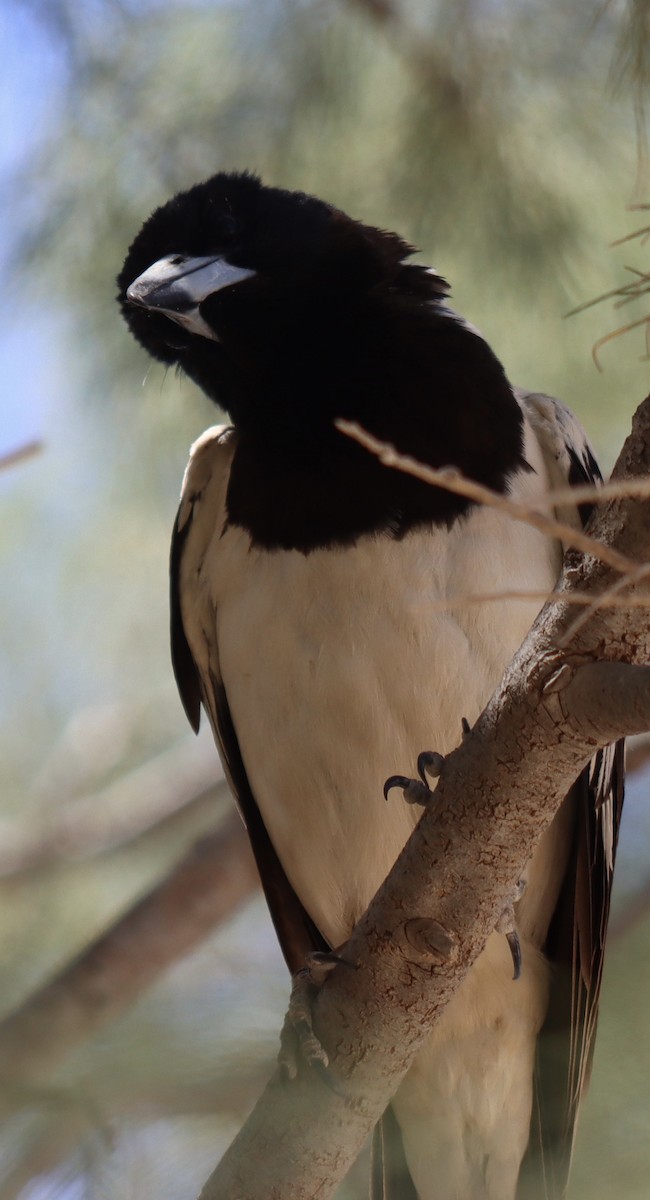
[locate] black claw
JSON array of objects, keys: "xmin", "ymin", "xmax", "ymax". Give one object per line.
[
  {"xmin": 307, "ymin": 951, "xmax": 354, "ymax": 968},
  {"xmin": 417, "ymin": 750, "xmax": 445, "ymax": 784},
  {"xmin": 385, "ymin": 756, "xmax": 444, "ymax": 806},
  {"xmin": 306, "ymin": 951, "xmax": 357, "ymax": 983},
  {"xmin": 384, "ymin": 774, "xmax": 413, "ymax": 801},
  {"xmin": 506, "ymin": 930, "xmax": 522, "ymax": 981},
  {"xmin": 461, "ymin": 717, "xmax": 471, "ymax": 737},
  {"xmin": 385, "ymin": 776, "xmax": 434, "ymax": 806}
]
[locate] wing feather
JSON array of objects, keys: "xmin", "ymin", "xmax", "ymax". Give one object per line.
[{"xmin": 170, "ymin": 425, "xmax": 328, "ymax": 973}]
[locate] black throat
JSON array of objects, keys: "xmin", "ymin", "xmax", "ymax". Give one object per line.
[{"xmin": 222, "ymin": 305, "xmax": 527, "ymax": 554}]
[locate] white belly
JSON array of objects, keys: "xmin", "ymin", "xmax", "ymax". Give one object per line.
[
  {"xmin": 214, "ymin": 495, "xmax": 560, "ymax": 948},
  {"xmin": 196, "ymin": 434, "xmax": 570, "ymax": 1200}
]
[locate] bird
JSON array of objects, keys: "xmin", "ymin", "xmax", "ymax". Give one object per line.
[{"xmin": 117, "ymin": 171, "xmax": 623, "ymax": 1200}]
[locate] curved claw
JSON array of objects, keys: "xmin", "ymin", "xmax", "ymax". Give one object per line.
[
  {"xmin": 306, "ymin": 950, "xmax": 356, "ymax": 984},
  {"xmin": 417, "ymin": 750, "xmax": 445, "ymax": 785},
  {"xmin": 291, "ymin": 1011, "xmax": 329, "ymax": 1069},
  {"xmin": 383, "ymin": 774, "xmax": 414, "ymax": 801},
  {"xmin": 279, "ymin": 958, "xmax": 352, "ymax": 1099},
  {"xmin": 307, "ymin": 950, "xmax": 352, "ymax": 968},
  {"xmin": 506, "ymin": 930, "xmax": 522, "ymax": 981},
  {"xmin": 384, "ymin": 774, "xmax": 434, "ymax": 807}
]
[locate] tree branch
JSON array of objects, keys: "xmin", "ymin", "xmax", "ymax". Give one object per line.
[
  {"xmin": 0, "ymin": 811, "xmax": 257, "ymax": 1108},
  {"xmin": 197, "ymin": 392, "xmax": 650, "ymax": 1200},
  {"xmin": 0, "ymin": 440, "xmax": 43, "ymax": 472},
  {"xmin": 0, "ymin": 735, "xmax": 227, "ymax": 877}
]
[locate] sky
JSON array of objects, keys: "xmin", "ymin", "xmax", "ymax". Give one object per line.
[
  {"xmin": 0, "ymin": 1, "xmax": 215, "ymax": 466},
  {"xmin": 0, "ymin": 4, "xmax": 66, "ymax": 460}
]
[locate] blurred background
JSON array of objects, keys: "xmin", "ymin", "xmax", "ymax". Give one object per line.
[{"xmin": 1, "ymin": 1, "xmax": 649, "ymax": 1196}]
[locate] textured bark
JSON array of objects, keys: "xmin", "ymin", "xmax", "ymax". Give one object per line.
[{"xmin": 198, "ymin": 393, "xmax": 650, "ymax": 1200}]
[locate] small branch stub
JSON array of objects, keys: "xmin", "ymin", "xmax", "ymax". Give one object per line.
[
  {"xmin": 402, "ymin": 918, "xmax": 458, "ymax": 964},
  {"xmin": 542, "ymin": 662, "xmax": 576, "ymax": 695}
]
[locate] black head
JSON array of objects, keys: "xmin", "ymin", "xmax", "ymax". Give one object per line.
[
  {"xmin": 117, "ymin": 171, "xmax": 445, "ymax": 422},
  {"xmin": 118, "ymin": 172, "xmax": 525, "ymax": 550}
]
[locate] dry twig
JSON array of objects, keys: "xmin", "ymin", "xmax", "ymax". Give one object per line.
[
  {"xmin": 335, "ymin": 418, "xmax": 643, "ymax": 576},
  {"xmin": 0, "ymin": 441, "xmax": 43, "ymax": 471}
]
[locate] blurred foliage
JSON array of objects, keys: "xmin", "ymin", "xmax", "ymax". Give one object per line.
[
  {"xmin": 1, "ymin": 0, "xmax": 650, "ymax": 1197},
  {"xmin": 609, "ymin": 0, "xmax": 650, "ymax": 96},
  {"xmin": 7, "ymin": 0, "xmax": 650, "ymax": 459}
]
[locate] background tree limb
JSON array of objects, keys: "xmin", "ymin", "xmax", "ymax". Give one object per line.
[{"xmin": 0, "ymin": 812, "xmax": 257, "ymax": 1104}]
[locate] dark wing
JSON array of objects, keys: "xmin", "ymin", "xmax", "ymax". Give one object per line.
[
  {"xmin": 170, "ymin": 425, "xmax": 328, "ymax": 974},
  {"xmin": 519, "ymin": 391, "xmax": 625, "ymax": 1198}
]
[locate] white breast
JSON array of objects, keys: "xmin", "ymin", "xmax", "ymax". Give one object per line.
[
  {"xmin": 197, "ymin": 421, "xmax": 561, "ymax": 948},
  {"xmin": 179, "ymin": 416, "xmax": 576, "ymax": 1199}
]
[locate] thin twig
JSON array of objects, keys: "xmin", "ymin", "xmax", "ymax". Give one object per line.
[
  {"xmin": 559, "ymin": 564, "xmax": 650, "ymax": 647},
  {"xmin": 426, "ymin": 587, "xmax": 650, "ymax": 611},
  {"xmin": 0, "ymin": 441, "xmax": 43, "ymax": 471},
  {"xmin": 566, "ymin": 208, "xmax": 650, "ymax": 363},
  {"xmin": 611, "ymin": 223, "xmax": 650, "ymax": 248},
  {"xmin": 335, "ymin": 419, "xmax": 641, "ymax": 576},
  {"xmin": 592, "ymin": 315, "xmax": 650, "ymax": 370},
  {"xmin": 565, "ymin": 284, "xmax": 639, "ymax": 316},
  {"xmin": 543, "ymin": 475, "xmax": 650, "ymax": 506}
]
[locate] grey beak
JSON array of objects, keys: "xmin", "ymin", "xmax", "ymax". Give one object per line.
[{"xmin": 126, "ymin": 254, "xmax": 256, "ymax": 341}]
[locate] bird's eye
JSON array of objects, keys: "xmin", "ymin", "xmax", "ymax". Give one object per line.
[{"xmin": 169, "ymin": 255, "xmax": 185, "ymax": 266}]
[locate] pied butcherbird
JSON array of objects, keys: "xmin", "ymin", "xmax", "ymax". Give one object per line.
[{"xmin": 118, "ymin": 171, "xmax": 623, "ymax": 1200}]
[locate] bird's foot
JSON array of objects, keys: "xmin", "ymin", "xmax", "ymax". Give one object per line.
[
  {"xmin": 278, "ymin": 950, "xmax": 354, "ymax": 1094},
  {"xmin": 495, "ymin": 879, "xmax": 526, "ymax": 980},
  {"xmin": 383, "ymin": 750, "xmax": 445, "ymax": 806}
]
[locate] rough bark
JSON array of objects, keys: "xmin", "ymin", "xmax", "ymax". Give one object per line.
[{"xmin": 197, "ymin": 394, "xmax": 650, "ymax": 1200}]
